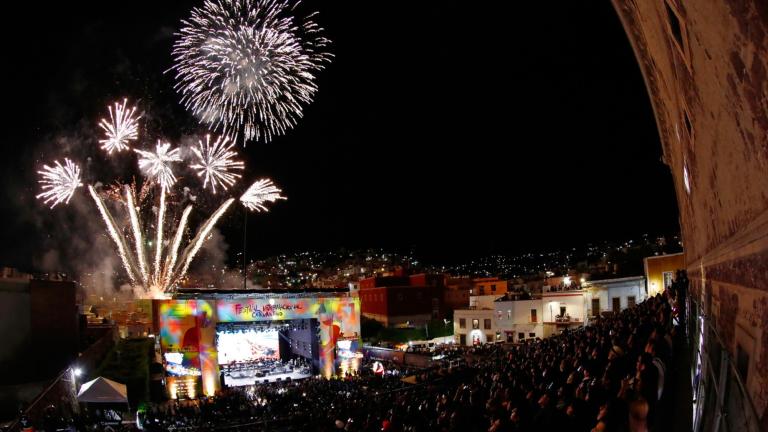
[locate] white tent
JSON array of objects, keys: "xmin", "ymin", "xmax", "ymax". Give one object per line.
[{"xmin": 76, "ymin": 377, "xmax": 128, "ymax": 404}]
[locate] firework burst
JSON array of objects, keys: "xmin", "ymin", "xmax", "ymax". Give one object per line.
[
  {"xmin": 135, "ymin": 141, "xmax": 182, "ymax": 190},
  {"xmin": 170, "ymin": 0, "xmax": 332, "ymax": 143},
  {"xmin": 190, "ymin": 134, "xmax": 244, "ymax": 193},
  {"xmin": 99, "ymin": 99, "xmax": 140, "ymax": 154},
  {"xmin": 240, "ymin": 178, "xmax": 285, "ymax": 212},
  {"xmin": 36, "ymin": 159, "xmax": 83, "ymax": 208},
  {"xmin": 88, "ymin": 185, "xmax": 236, "ymax": 293}
]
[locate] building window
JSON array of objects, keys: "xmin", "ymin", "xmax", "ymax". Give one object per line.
[
  {"xmin": 612, "ymin": 297, "xmax": 621, "ymax": 313},
  {"xmin": 491, "ymin": 284, "xmax": 496, "ymax": 292},
  {"xmin": 628, "ymin": 296, "xmax": 636, "ymax": 309},
  {"xmin": 591, "ymin": 299, "xmax": 600, "ymax": 316},
  {"xmin": 495, "ymin": 332, "xmax": 502, "ymax": 341},
  {"xmin": 459, "ymin": 334, "xmax": 466, "ymax": 345},
  {"xmin": 496, "ymin": 310, "xmax": 502, "ymax": 320},
  {"xmin": 530, "ymin": 309, "xmax": 537, "ymax": 323},
  {"xmin": 518, "ymin": 332, "xmax": 525, "ymax": 340},
  {"xmin": 459, "ymin": 318, "xmax": 466, "ymax": 329},
  {"xmin": 487, "ymin": 334, "xmax": 494, "ymax": 343},
  {"xmin": 472, "ymin": 319, "xmax": 479, "ymax": 329},
  {"xmin": 484, "ymin": 319, "xmax": 492, "ymax": 330},
  {"xmin": 529, "ymin": 332, "xmax": 535, "ymax": 338},
  {"xmin": 507, "ymin": 310, "xmax": 511, "ymax": 320}
]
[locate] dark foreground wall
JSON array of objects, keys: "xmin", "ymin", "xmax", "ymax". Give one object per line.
[
  {"xmin": 0, "ymin": 279, "xmax": 78, "ymax": 385},
  {"xmin": 611, "ymin": 0, "xmax": 767, "ymax": 428}
]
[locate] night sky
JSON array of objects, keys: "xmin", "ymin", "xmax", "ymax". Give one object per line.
[{"xmin": 0, "ymin": 1, "xmax": 679, "ymax": 272}]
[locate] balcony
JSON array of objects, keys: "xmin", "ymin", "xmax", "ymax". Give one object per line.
[{"xmin": 543, "ymin": 315, "xmax": 582, "ymax": 325}]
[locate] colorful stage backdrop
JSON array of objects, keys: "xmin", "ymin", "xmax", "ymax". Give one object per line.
[{"xmin": 156, "ymin": 293, "xmax": 361, "ymax": 397}]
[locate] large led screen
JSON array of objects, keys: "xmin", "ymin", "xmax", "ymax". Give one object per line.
[{"xmin": 216, "ymin": 328, "xmax": 279, "ymax": 364}]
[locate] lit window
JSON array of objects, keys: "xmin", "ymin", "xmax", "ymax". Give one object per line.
[{"xmin": 472, "ymin": 319, "xmax": 479, "ymax": 329}]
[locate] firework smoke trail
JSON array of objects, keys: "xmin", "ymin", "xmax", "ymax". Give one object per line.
[
  {"xmin": 88, "ymin": 185, "xmax": 140, "ymax": 284},
  {"xmin": 240, "ymin": 178, "xmax": 286, "ymax": 212},
  {"xmin": 170, "ymin": 0, "xmax": 332, "ymax": 143},
  {"xmin": 190, "ymin": 135, "xmax": 244, "ymax": 193},
  {"xmin": 36, "ymin": 159, "xmax": 83, "ymax": 208},
  {"xmin": 162, "ymin": 205, "xmax": 193, "ymax": 288},
  {"xmin": 125, "ymin": 186, "xmax": 150, "ymax": 286},
  {"xmin": 154, "ymin": 187, "xmax": 166, "ymax": 285},
  {"xmin": 99, "ymin": 99, "xmax": 140, "ymax": 154},
  {"xmin": 135, "ymin": 141, "xmax": 182, "ymax": 191},
  {"xmin": 169, "ymin": 198, "xmax": 235, "ymax": 291}
]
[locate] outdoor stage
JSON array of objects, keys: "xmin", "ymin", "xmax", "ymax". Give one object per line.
[
  {"xmin": 224, "ymin": 370, "xmax": 314, "ymax": 387},
  {"xmin": 153, "ymin": 288, "xmax": 362, "ymax": 399}
]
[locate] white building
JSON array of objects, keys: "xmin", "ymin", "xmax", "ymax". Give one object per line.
[
  {"xmin": 584, "ymin": 276, "xmax": 646, "ymax": 315},
  {"xmin": 452, "ymin": 277, "xmax": 647, "ymax": 344},
  {"xmin": 493, "ymin": 293, "xmax": 544, "ymax": 342},
  {"xmin": 453, "ymin": 295, "xmax": 502, "ymax": 346},
  {"xmin": 541, "ymin": 289, "xmax": 589, "ymax": 337},
  {"xmin": 468, "ymin": 294, "xmax": 500, "ymax": 310}
]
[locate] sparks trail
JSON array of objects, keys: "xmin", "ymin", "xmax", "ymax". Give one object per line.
[
  {"xmin": 36, "ymin": 159, "xmax": 83, "ymax": 208},
  {"xmin": 99, "ymin": 98, "xmax": 141, "ymax": 154},
  {"xmin": 37, "ymin": 101, "xmax": 287, "ymax": 297},
  {"xmin": 135, "ymin": 141, "xmax": 182, "ymax": 191},
  {"xmin": 170, "ymin": 0, "xmax": 332, "ymax": 144},
  {"xmin": 241, "ymin": 178, "xmax": 286, "ymax": 212},
  {"xmin": 190, "ymin": 134, "xmax": 244, "ymax": 193}
]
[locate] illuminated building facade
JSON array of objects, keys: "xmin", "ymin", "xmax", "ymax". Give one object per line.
[
  {"xmin": 153, "ymin": 288, "xmax": 361, "ymax": 398},
  {"xmin": 643, "ymin": 252, "xmax": 684, "ymax": 296}
]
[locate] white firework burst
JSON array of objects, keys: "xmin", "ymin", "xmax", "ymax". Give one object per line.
[
  {"xmin": 171, "ymin": 0, "xmax": 332, "ymax": 143},
  {"xmin": 135, "ymin": 141, "xmax": 182, "ymax": 190},
  {"xmin": 190, "ymin": 134, "xmax": 244, "ymax": 193},
  {"xmin": 240, "ymin": 178, "xmax": 286, "ymax": 212},
  {"xmin": 99, "ymin": 99, "xmax": 141, "ymax": 154},
  {"xmin": 36, "ymin": 158, "xmax": 83, "ymax": 208}
]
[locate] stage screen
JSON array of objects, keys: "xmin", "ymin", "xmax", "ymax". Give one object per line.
[{"xmin": 216, "ymin": 328, "xmax": 279, "ymax": 364}]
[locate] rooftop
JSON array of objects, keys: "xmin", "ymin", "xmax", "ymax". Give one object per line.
[{"xmin": 174, "ymin": 287, "xmax": 351, "ymax": 300}]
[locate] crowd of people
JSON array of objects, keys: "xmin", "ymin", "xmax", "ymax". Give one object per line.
[
  {"xmin": 135, "ymin": 280, "xmax": 685, "ymax": 431},
  {"xmin": 15, "ymin": 279, "xmax": 686, "ymax": 431}
]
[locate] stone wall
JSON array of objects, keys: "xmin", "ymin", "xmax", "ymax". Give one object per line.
[{"xmin": 612, "ymin": 0, "xmax": 768, "ymax": 425}]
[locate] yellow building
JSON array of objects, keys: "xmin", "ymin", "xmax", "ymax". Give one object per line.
[
  {"xmin": 643, "ymin": 252, "xmax": 684, "ymax": 296},
  {"xmin": 471, "ymin": 277, "xmax": 508, "ymax": 296}
]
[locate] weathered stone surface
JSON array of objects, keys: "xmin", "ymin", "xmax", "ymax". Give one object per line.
[{"xmin": 612, "ymin": 0, "xmax": 768, "ymax": 424}]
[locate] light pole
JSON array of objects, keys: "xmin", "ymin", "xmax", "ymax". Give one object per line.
[{"xmin": 242, "ymin": 209, "xmax": 248, "ymax": 290}]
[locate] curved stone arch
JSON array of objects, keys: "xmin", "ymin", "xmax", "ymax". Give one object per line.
[{"xmin": 611, "ymin": 1, "xmax": 768, "ymax": 428}]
